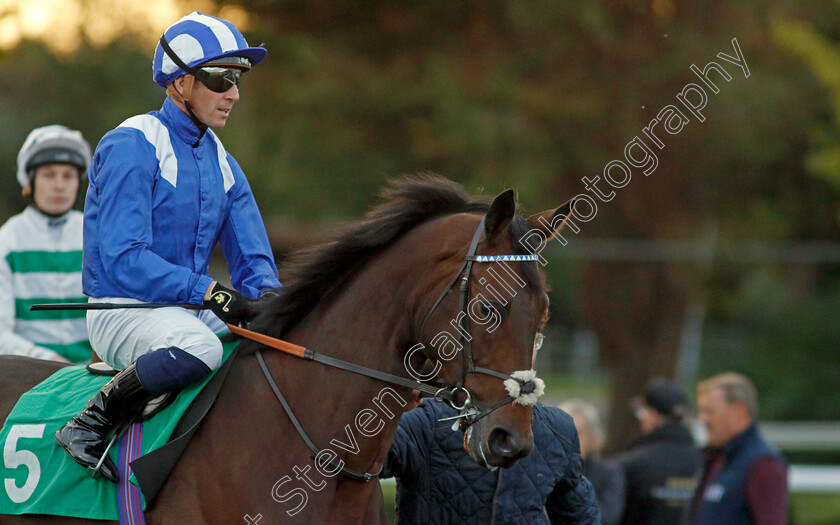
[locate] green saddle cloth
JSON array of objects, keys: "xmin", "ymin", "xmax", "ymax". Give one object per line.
[{"xmin": 0, "ymin": 339, "xmax": 237, "ymax": 519}]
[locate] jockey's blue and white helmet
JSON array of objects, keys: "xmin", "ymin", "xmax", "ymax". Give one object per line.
[{"xmin": 152, "ymin": 11, "xmax": 267, "ymax": 88}]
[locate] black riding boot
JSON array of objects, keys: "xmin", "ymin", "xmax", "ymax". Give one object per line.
[{"xmin": 54, "ymin": 363, "xmax": 153, "ymax": 482}]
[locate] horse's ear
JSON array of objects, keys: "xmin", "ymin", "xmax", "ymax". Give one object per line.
[
  {"xmin": 485, "ymin": 189, "xmax": 516, "ymax": 241},
  {"xmin": 526, "ymin": 197, "xmax": 576, "ymax": 242}
]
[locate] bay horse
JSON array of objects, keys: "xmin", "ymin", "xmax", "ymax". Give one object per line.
[{"xmin": 0, "ymin": 174, "xmax": 574, "ymax": 524}]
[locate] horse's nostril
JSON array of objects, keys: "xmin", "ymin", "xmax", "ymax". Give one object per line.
[{"xmin": 488, "ymin": 428, "xmax": 517, "ymax": 456}]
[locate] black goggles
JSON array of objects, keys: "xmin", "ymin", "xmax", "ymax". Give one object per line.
[
  {"xmin": 195, "ymin": 67, "xmax": 243, "ymax": 93},
  {"xmin": 159, "ymin": 35, "xmax": 247, "ymax": 93}
]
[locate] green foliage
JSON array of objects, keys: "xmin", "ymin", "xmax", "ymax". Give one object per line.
[
  {"xmin": 225, "ymin": 25, "xmax": 570, "ymax": 218},
  {"xmin": 701, "ymin": 269, "xmax": 840, "ymax": 421},
  {"xmin": 773, "ymin": 13, "xmax": 840, "ymax": 191},
  {"xmin": 792, "ymin": 493, "xmax": 840, "ymax": 525}
]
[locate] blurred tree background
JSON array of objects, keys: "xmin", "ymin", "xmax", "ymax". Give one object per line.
[{"xmin": 2, "ymin": 0, "xmax": 840, "ymax": 456}]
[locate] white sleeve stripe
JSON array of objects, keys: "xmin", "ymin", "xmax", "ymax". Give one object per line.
[
  {"xmin": 118, "ymin": 115, "xmax": 178, "ymax": 188},
  {"xmin": 209, "ymin": 130, "xmax": 235, "ymax": 192}
]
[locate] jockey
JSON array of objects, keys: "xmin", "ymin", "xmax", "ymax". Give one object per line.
[
  {"xmin": 55, "ymin": 11, "xmax": 282, "ymax": 483},
  {"xmin": 0, "ymin": 125, "xmax": 92, "ymax": 363}
]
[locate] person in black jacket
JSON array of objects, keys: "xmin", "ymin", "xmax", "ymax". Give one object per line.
[
  {"xmin": 560, "ymin": 399, "xmax": 626, "ymax": 525},
  {"xmin": 382, "ymin": 397, "xmax": 601, "ymax": 525},
  {"xmin": 615, "ymin": 379, "xmax": 702, "ymax": 525}
]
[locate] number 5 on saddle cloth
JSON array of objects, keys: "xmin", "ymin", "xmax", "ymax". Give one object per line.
[{"xmin": 0, "ymin": 339, "xmax": 238, "ymax": 521}]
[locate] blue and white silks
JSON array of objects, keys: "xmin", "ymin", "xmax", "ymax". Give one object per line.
[{"xmin": 83, "ymin": 97, "xmax": 281, "ymax": 305}]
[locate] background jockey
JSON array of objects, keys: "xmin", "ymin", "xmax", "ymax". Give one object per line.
[
  {"xmin": 0, "ymin": 125, "xmax": 92, "ymax": 364},
  {"xmin": 55, "ymin": 11, "xmax": 282, "ymax": 483}
]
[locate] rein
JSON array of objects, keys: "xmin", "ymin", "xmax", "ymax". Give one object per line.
[
  {"xmin": 227, "ymin": 323, "xmax": 450, "ymax": 482},
  {"xmin": 226, "ymin": 324, "xmax": 452, "ymax": 401}
]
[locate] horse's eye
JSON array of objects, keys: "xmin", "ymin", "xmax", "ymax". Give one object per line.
[
  {"xmin": 533, "ymin": 332, "xmax": 545, "ymax": 352},
  {"xmin": 479, "ymin": 300, "xmax": 506, "ymax": 320}
]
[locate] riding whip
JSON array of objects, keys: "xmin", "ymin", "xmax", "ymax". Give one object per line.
[{"xmin": 29, "ymin": 303, "xmax": 206, "ymax": 311}]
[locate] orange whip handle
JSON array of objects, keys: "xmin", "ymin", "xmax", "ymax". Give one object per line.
[{"xmin": 226, "ymin": 323, "xmax": 307, "ymax": 359}]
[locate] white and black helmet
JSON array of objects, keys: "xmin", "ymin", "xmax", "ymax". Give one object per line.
[{"xmin": 16, "ymin": 125, "xmax": 91, "ymax": 188}]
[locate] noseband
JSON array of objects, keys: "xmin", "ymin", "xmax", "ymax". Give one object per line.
[{"xmin": 418, "ymin": 218, "xmax": 545, "ymax": 430}]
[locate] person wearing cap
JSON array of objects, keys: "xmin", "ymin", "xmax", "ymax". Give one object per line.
[
  {"xmin": 0, "ymin": 125, "xmax": 92, "ymax": 363},
  {"xmin": 560, "ymin": 399, "xmax": 626, "ymax": 525},
  {"xmin": 687, "ymin": 373, "xmax": 787, "ymax": 525},
  {"xmin": 54, "ymin": 11, "xmax": 281, "ymax": 483},
  {"xmin": 614, "ymin": 379, "xmax": 701, "ymax": 525}
]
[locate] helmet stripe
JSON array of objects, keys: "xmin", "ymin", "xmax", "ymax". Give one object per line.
[
  {"xmin": 184, "ymin": 11, "xmax": 240, "ymax": 53},
  {"xmin": 161, "ymin": 33, "xmax": 202, "ymax": 76}
]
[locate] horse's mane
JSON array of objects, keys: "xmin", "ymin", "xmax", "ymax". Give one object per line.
[{"xmin": 250, "ymin": 173, "xmax": 541, "ymax": 338}]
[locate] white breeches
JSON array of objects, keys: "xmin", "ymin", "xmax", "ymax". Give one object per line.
[{"xmin": 86, "ymin": 297, "xmax": 226, "ymax": 370}]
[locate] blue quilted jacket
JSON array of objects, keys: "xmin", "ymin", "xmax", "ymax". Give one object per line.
[{"xmin": 382, "ymin": 400, "xmax": 601, "ymax": 525}]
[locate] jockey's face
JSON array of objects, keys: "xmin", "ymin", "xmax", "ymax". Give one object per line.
[
  {"xmin": 31, "ymin": 164, "xmax": 80, "ymax": 216},
  {"xmin": 174, "ymin": 68, "xmax": 243, "ymax": 129}
]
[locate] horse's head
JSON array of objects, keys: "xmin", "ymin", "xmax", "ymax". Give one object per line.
[
  {"xmin": 410, "ymin": 188, "xmax": 575, "ymax": 469},
  {"xmin": 250, "ymin": 174, "xmax": 575, "ymax": 473}
]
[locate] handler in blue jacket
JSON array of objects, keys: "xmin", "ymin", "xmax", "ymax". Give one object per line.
[
  {"xmin": 382, "ymin": 398, "xmax": 601, "ymax": 525},
  {"xmin": 55, "ymin": 11, "xmax": 281, "ymax": 483}
]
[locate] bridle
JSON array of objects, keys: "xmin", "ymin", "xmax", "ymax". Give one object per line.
[
  {"xmin": 417, "ymin": 218, "xmax": 544, "ymax": 430},
  {"xmin": 229, "ymin": 216, "xmax": 544, "ymax": 481}
]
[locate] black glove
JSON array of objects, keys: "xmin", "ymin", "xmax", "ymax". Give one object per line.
[{"xmin": 203, "ymin": 282, "xmax": 258, "ymax": 326}]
